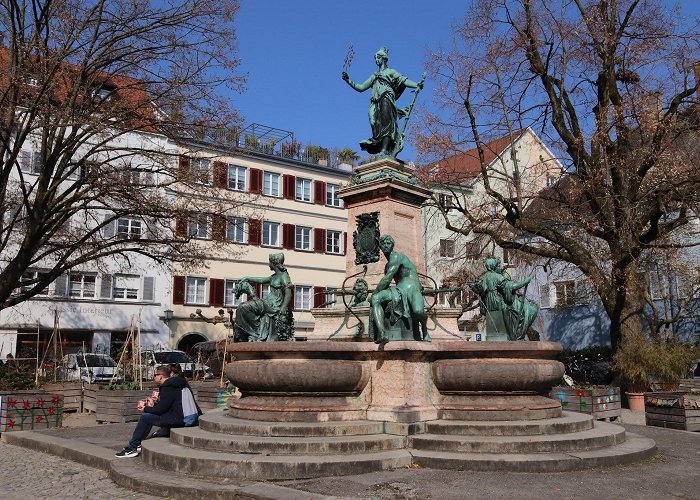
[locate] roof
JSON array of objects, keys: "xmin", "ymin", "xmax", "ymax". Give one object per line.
[{"xmin": 424, "ymin": 129, "xmax": 527, "ymax": 184}]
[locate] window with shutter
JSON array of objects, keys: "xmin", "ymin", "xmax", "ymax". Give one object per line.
[
  {"xmin": 313, "ymin": 180, "xmax": 325, "ymax": 205},
  {"xmin": 213, "ymin": 161, "xmax": 228, "ymax": 188},
  {"xmin": 142, "ymin": 276, "xmax": 155, "ymax": 302},
  {"xmin": 248, "ymin": 219, "xmax": 262, "ymax": 245},
  {"xmin": 313, "ymin": 286, "xmax": 326, "ymax": 308},
  {"xmin": 314, "ymin": 228, "xmax": 326, "ymax": 253},
  {"xmin": 249, "ymin": 168, "xmax": 262, "ymax": 194},
  {"xmin": 100, "ymin": 274, "xmax": 113, "ymax": 299},
  {"xmin": 173, "ymin": 276, "xmax": 186, "ymax": 305},
  {"xmin": 282, "ymin": 223, "xmax": 295, "ymax": 249},
  {"xmin": 282, "ymin": 174, "xmax": 296, "ymax": 199},
  {"xmin": 209, "ymin": 278, "xmax": 224, "ymax": 307}
]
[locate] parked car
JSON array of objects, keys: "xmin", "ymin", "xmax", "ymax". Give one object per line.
[
  {"xmin": 58, "ymin": 353, "xmax": 122, "ymax": 384},
  {"xmin": 139, "ymin": 350, "xmax": 211, "ymax": 379}
]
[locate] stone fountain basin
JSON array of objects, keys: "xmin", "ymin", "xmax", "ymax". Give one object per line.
[{"xmin": 226, "ymin": 341, "xmax": 563, "ymax": 397}]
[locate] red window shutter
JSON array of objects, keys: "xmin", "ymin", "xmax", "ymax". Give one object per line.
[
  {"xmin": 313, "ymin": 286, "xmax": 326, "ymax": 308},
  {"xmin": 314, "ymin": 180, "xmax": 326, "ymax": 205},
  {"xmin": 211, "ymin": 214, "xmax": 226, "ymax": 241},
  {"xmin": 282, "ymin": 223, "xmax": 295, "ymax": 250},
  {"xmin": 248, "ymin": 218, "xmax": 261, "ymax": 245},
  {"xmin": 283, "ymin": 174, "xmax": 295, "ymax": 200},
  {"xmin": 343, "ymin": 232, "xmax": 347, "ymax": 255},
  {"xmin": 173, "ymin": 276, "xmax": 186, "ymax": 305},
  {"xmin": 210, "ymin": 278, "xmax": 224, "ymax": 307},
  {"xmin": 178, "ymin": 155, "xmax": 190, "ymax": 181},
  {"xmin": 213, "ymin": 161, "xmax": 228, "ymax": 188},
  {"xmin": 252, "ymin": 282, "xmax": 261, "ymax": 300},
  {"xmin": 175, "ymin": 212, "xmax": 187, "ymax": 237},
  {"xmin": 249, "ymin": 168, "xmax": 262, "ymax": 194},
  {"xmin": 314, "ymin": 228, "xmax": 325, "ymax": 253}
]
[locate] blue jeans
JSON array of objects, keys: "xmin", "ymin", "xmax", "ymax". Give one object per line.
[{"xmin": 128, "ymin": 412, "xmax": 164, "ymax": 449}]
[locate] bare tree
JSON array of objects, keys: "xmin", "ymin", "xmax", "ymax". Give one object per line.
[
  {"xmin": 417, "ymin": 0, "xmax": 700, "ymax": 350},
  {"xmin": 0, "ymin": 0, "xmax": 246, "ymax": 309}
]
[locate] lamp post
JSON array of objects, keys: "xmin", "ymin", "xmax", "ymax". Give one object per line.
[{"xmin": 160, "ymin": 309, "xmax": 174, "ymax": 348}]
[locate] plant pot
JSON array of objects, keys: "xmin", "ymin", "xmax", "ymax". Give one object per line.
[{"xmin": 626, "ymin": 392, "xmax": 645, "ymax": 412}]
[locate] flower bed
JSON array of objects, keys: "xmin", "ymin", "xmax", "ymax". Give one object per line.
[
  {"xmin": 0, "ymin": 390, "xmax": 63, "ymax": 432},
  {"xmin": 550, "ymin": 386, "xmax": 621, "ymax": 420}
]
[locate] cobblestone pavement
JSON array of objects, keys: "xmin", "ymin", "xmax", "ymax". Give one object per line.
[{"xmin": 0, "ymin": 441, "xmax": 163, "ymax": 499}]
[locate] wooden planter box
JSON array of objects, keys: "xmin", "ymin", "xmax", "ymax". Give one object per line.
[
  {"xmin": 95, "ymin": 389, "xmax": 153, "ymax": 424},
  {"xmin": 41, "ymin": 382, "xmax": 83, "ymax": 412},
  {"xmin": 550, "ymin": 386, "xmax": 621, "ymax": 420},
  {"xmin": 0, "ymin": 391, "xmax": 63, "ymax": 432},
  {"xmin": 192, "ymin": 382, "xmax": 235, "ymax": 411},
  {"xmin": 645, "ymin": 391, "xmax": 700, "ymax": 432}
]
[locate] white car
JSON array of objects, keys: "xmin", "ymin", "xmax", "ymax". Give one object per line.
[
  {"xmin": 139, "ymin": 350, "xmax": 210, "ymax": 379},
  {"xmin": 59, "ymin": 353, "xmax": 122, "ymax": 384}
]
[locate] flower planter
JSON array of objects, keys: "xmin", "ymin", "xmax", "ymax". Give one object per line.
[
  {"xmin": 41, "ymin": 382, "xmax": 83, "ymax": 412},
  {"xmin": 645, "ymin": 391, "xmax": 700, "ymax": 431},
  {"xmin": 550, "ymin": 386, "xmax": 622, "ymax": 420},
  {"xmin": 95, "ymin": 388, "xmax": 153, "ymax": 423},
  {"xmin": 0, "ymin": 390, "xmax": 63, "ymax": 432}
]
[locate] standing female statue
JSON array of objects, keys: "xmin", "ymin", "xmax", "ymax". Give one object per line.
[
  {"xmin": 468, "ymin": 257, "xmax": 537, "ymax": 341},
  {"xmin": 233, "ymin": 253, "xmax": 294, "ymax": 342},
  {"xmin": 342, "ymin": 47, "xmax": 424, "ymax": 159}
]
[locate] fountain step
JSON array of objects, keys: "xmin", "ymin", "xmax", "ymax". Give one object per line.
[
  {"xmin": 410, "ymin": 421, "xmax": 625, "ymax": 454},
  {"xmin": 411, "ymin": 433, "xmax": 656, "ymax": 472},
  {"xmin": 199, "ymin": 410, "xmax": 385, "ymax": 437},
  {"xmin": 170, "ymin": 426, "xmax": 406, "ymax": 454},
  {"xmin": 425, "ymin": 411, "xmax": 594, "ymax": 436},
  {"xmin": 141, "ymin": 439, "xmax": 413, "ymax": 480}
]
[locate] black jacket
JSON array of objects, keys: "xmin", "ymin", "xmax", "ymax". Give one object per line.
[{"xmin": 143, "ymin": 375, "xmax": 186, "ymax": 426}]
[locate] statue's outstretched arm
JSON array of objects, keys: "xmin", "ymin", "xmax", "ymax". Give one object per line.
[
  {"xmin": 342, "ymin": 72, "xmax": 373, "ymax": 92},
  {"xmin": 510, "ymin": 276, "xmax": 532, "ymax": 292}
]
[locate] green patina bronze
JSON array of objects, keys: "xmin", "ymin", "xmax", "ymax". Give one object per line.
[
  {"xmin": 370, "ymin": 235, "xmax": 431, "ymax": 344},
  {"xmin": 342, "ymin": 47, "xmax": 425, "ymax": 159},
  {"xmin": 350, "ymin": 168, "xmax": 417, "ymax": 186},
  {"xmin": 233, "ymin": 253, "xmax": 295, "ymax": 342},
  {"xmin": 467, "ymin": 257, "xmax": 538, "ymax": 341},
  {"xmin": 353, "ymin": 212, "xmax": 381, "ymax": 265}
]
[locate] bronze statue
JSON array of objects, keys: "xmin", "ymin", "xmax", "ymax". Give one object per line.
[
  {"xmin": 233, "ymin": 253, "xmax": 294, "ymax": 341},
  {"xmin": 370, "ymin": 235, "xmax": 430, "ymax": 343},
  {"xmin": 467, "ymin": 257, "xmax": 537, "ymax": 341},
  {"xmin": 342, "ymin": 47, "xmax": 424, "ymax": 159}
]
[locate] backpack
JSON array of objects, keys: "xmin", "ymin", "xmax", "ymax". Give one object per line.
[{"xmin": 182, "ymin": 387, "xmax": 199, "ymax": 426}]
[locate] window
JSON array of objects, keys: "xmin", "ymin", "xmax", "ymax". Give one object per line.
[
  {"xmin": 439, "ymin": 239, "xmax": 455, "ymax": 258},
  {"xmin": 326, "ymin": 230, "xmax": 342, "ymax": 254},
  {"xmin": 261, "ymin": 284, "xmax": 270, "ymax": 299},
  {"xmin": 263, "ymin": 172, "xmax": 280, "ymax": 197},
  {"xmin": 438, "ymin": 287, "xmax": 462, "ymax": 307},
  {"xmin": 69, "ymin": 273, "xmax": 96, "ymax": 298},
  {"xmin": 296, "ymin": 178, "xmax": 311, "ymax": 202},
  {"xmin": 554, "ymin": 281, "xmax": 576, "ymax": 307},
  {"xmin": 262, "ymin": 221, "xmax": 280, "ymax": 247},
  {"xmin": 438, "ymin": 193, "xmax": 454, "ymax": 210},
  {"xmin": 20, "ymin": 150, "xmax": 42, "ymax": 174},
  {"xmin": 326, "ymin": 183, "xmax": 342, "ymax": 207},
  {"xmin": 323, "ymin": 289, "xmax": 337, "ymax": 308},
  {"xmin": 295, "ymin": 226, "xmax": 311, "ymax": 251},
  {"xmin": 18, "ymin": 270, "xmax": 49, "ymax": 296},
  {"xmin": 224, "ymin": 280, "xmax": 245, "ymax": 307},
  {"xmin": 185, "ymin": 277, "xmax": 207, "ymax": 304},
  {"xmin": 228, "ymin": 165, "xmax": 246, "ymax": 191},
  {"xmin": 546, "ymin": 175, "xmax": 557, "ymax": 187},
  {"xmin": 295, "ymin": 285, "xmax": 311, "ymax": 310},
  {"xmin": 26, "ymin": 75, "xmax": 40, "ymax": 87},
  {"xmin": 117, "ymin": 217, "xmax": 142, "ymax": 239},
  {"xmin": 188, "ymin": 212, "xmax": 209, "ymax": 239},
  {"xmin": 502, "ymin": 248, "xmax": 512, "ymax": 265},
  {"xmin": 226, "ymin": 217, "xmax": 246, "ymax": 243},
  {"xmin": 191, "ymin": 158, "xmax": 211, "ymax": 184},
  {"xmin": 113, "ymin": 274, "xmax": 139, "ymax": 300}
]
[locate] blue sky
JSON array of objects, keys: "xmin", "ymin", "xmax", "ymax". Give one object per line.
[{"xmin": 232, "ymin": 1, "xmax": 700, "ymax": 162}]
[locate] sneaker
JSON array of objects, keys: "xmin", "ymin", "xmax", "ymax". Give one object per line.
[{"xmin": 115, "ymin": 447, "xmax": 140, "ymax": 458}]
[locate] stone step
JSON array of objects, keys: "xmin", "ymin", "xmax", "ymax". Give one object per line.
[
  {"xmin": 170, "ymin": 426, "xmax": 406, "ymax": 454},
  {"xmin": 110, "ymin": 460, "xmax": 332, "ymax": 500},
  {"xmin": 410, "ymin": 433, "xmax": 656, "ymax": 472},
  {"xmin": 425, "ymin": 411, "xmax": 594, "ymax": 436},
  {"xmin": 410, "ymin": 422, "xmax": 625, "ymax": 454},
  {"xmin": 199, "ymin": 410, "xmax": 385, "ymax": 437},
  {"xmin": 141, "ymin": 438, "xmax": 413, "ymax": 480}
]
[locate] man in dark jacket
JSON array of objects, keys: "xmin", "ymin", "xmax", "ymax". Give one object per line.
[{"xmin": 115, "ymin": 365, "xmax": 187, "ymax": 458}]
